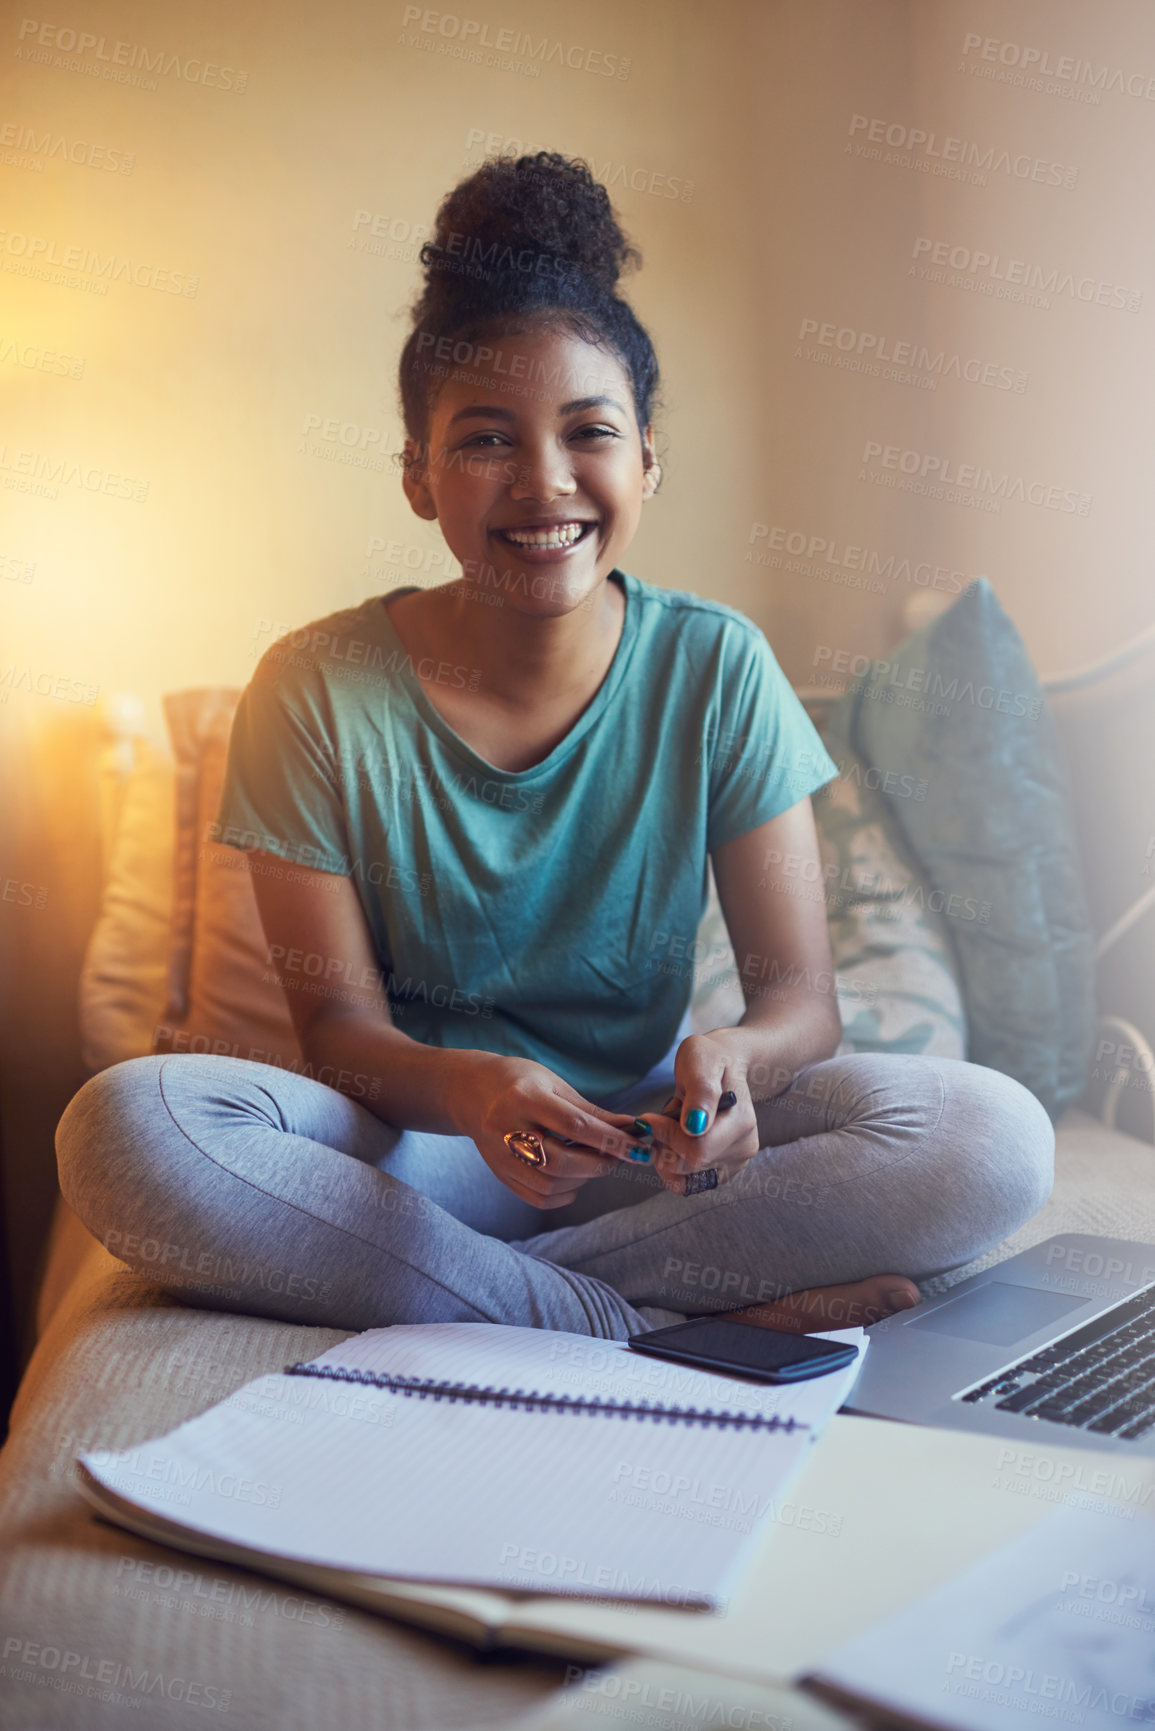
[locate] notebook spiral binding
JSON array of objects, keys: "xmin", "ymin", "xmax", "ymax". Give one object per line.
[{"xmin": 283, "ymin": 1362, "xmax": 809, "ymax": 1433}]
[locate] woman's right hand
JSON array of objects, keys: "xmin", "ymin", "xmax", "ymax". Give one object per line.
[{"xmin": 451, "ymin": 1053, "xmax": 655, "ymax": 1209}]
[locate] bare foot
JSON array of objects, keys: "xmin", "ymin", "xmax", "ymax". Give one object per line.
[{"xmin": 722, "ymin": 1274, "xmax": 921, "ymax": 1333}]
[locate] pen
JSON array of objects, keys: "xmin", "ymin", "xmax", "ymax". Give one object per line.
[
  {"xmin": 633, "ymin": 1089, "xmax": 738, "ymax": 1196},
  {"xmin": 682, "ymin": 1087, "xmax": 736, "ymax": 1196}
]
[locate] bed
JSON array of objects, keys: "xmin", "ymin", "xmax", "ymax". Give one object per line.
[{"xmin": 3, "ymin": 588, "xmax": 1154, "ymax": 1728}]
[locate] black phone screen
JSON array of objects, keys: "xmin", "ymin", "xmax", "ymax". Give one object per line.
[{"xmin": 626, "ymin": 1316, "xmax": 858, "ymax": 1383}]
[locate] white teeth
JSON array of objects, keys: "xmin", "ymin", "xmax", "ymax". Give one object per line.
[{"xmin": 501, "ymin": 523, "xmax": 587, "ymax": 548}]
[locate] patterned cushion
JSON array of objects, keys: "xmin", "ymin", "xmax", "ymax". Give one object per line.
[
  {"xmin": 812, "ymin": 734, "xmax": 966, "ymax": 1057},
  {"xmin": 690, "ymin": 724, "xmax": 967, "ymax": 1060}
]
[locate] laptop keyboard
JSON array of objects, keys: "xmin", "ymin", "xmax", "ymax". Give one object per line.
[{"xmin": 957, "ymin": 1289, "xmax": 1155, "ymax": 1440}]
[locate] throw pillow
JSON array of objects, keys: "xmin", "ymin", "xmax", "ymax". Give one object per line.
[
  {"xmin": 689, "ymin": 738, "xmax": 968, "ymax": 1061},
  {"xmin": 844, "ymin": 578, "xmax": 1094, "ymax": 1120},
  {"xmin": 154, "ymin": 689, "xmax": 302, "ymax": 1070}
]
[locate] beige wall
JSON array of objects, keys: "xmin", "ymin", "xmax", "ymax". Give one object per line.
[
  {"xmin": 4, "ymin": 0, "xmax": 1155, "ymax": 1347},
  {"xmin": 6, "ymin": 0, "xmax": 1152, "ymax": 717}
]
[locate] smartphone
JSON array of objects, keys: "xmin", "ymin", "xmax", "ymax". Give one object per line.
[{"xmin": 626, "ymin": 1316, "xmax": 859, "ymax": 1383}]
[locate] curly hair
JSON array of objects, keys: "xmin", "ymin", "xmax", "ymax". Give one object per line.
[{"xmin": 398, "ymin": 151, "xmax": 661, "ymax": 444}]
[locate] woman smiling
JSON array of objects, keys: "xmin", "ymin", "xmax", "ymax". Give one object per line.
[{"xmin": 56, "ymin": 153, "xmax": 1053, "ymax": 1339}]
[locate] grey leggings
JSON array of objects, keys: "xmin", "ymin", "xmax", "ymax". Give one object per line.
[{"xmin": 55, "ymin": 1045, "xmax": 1055, "ymax": 1341}]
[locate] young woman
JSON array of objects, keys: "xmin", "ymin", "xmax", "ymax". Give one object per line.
[{"xmin": 57, "ymin": 154, "xmax": 1053, "ymax": 1341}]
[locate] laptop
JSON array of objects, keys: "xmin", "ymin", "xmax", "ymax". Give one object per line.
[{"xmin": 846, "ymin": 1233, "xmax": 1155, "ymax": 1455}]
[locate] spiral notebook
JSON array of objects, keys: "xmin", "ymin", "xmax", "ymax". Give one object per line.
[{"xmin": 77, "ymin": 1322, "xmax": 866, "ymax": 1612}]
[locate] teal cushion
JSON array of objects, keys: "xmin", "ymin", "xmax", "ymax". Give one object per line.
[{"xmin": 836, "ymin": 578, "xmax": 1094, "ymax": 1120}]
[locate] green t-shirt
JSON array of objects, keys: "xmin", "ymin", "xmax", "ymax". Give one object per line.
[{"xmin": 215, "ymin": 569, "xmax": 837, "ymax": 1098}]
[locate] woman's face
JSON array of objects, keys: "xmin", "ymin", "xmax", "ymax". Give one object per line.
[{"xmin": 403, "ymin": 323, "xmax": 659, "ymax": 618}]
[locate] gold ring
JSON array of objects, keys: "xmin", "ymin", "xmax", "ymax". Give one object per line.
[{"xmin": 504, "ymin": 1130, "xmax": 548, "ymax": 1169}]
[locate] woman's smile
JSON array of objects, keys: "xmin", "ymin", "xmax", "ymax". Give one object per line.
[{"xmin": 490, "ymin": 518, "xmax": 599, "ymax": 560}]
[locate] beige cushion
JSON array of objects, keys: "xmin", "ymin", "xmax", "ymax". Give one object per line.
[
  {"xmin": 77, "ymin": 688, "xmax": 303, "ymax": 1073},
  {"xmin": 77, "ymin": 739, "xmax": 174, "ymax": 1072},
  {"xmin": 154, "ymin": 689, "xmax": 301, "ymax": 1068}
]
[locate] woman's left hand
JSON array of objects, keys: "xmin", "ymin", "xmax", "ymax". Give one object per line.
[{"xmin": 635, "ymin": 1033, "xmax": 761, "ymax": 1195}]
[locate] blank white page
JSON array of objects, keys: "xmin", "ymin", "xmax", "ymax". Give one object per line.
[{"xmin": 81, "ymin": 1322, "xmax": 865, "ymax": 1606}]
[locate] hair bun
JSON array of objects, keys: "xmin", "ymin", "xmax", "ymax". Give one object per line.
[
  {"xmin": 399, "ymin": 150, "xmax": 660, "ymax": 441},
  {"xmin": 415, "ymin": 151, "xmax": 639, "ymax": 313}
]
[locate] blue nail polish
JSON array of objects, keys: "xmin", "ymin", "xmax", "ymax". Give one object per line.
[
  {"xmin": 630, "ymin": 1117, "xmax": 653, "ymax": 1137},
  {"xmin": 628, "ymin": 1147, "xmax": 651, "ymax": 1163},
  {"xmin": 685, "ymin": 1108, "xmax": 708, "ymax": 1135}
]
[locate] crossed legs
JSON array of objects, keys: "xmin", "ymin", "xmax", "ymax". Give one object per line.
[{"xmin": 56, "ymin": 1050, "xmax": 1054, "ymax": 1341}]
